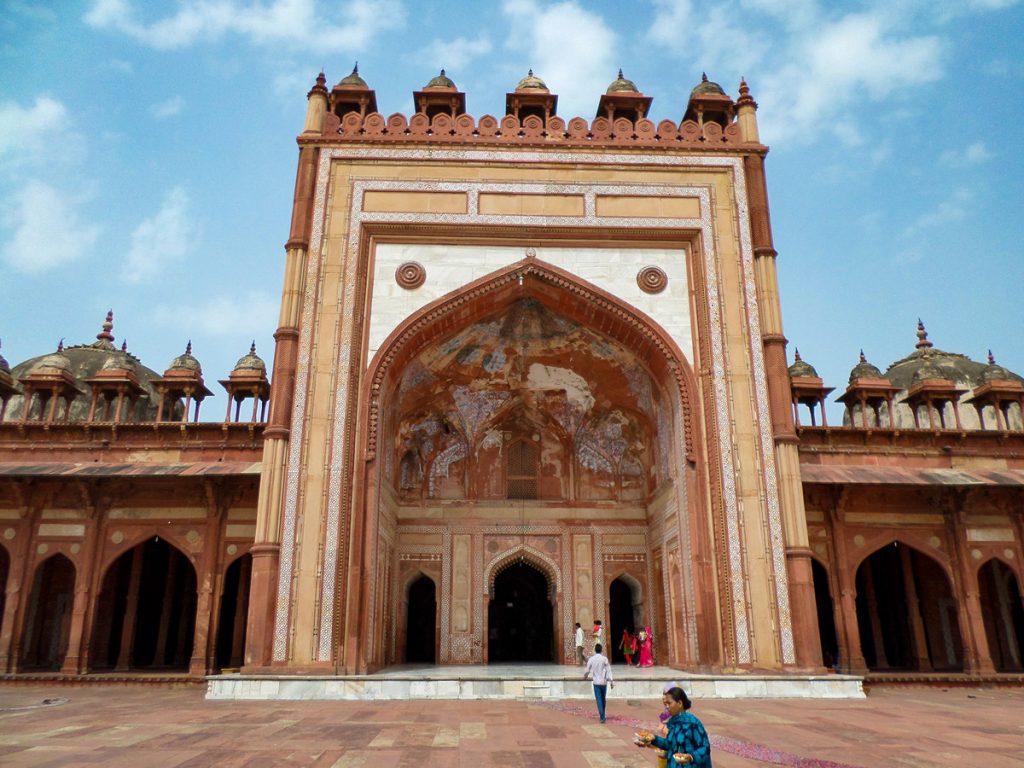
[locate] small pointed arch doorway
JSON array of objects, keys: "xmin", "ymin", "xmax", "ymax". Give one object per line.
[
  {"xmin": 488, "ymin": 560, "xmax": 554, "ymax": 662},
  {"xmin": 405, "ymin": 573, "xmax": 437, "ymax": 663},
  {"xmin": 608, "ymin": 573, "xmax": 643, "ymax": 663},
  {"xmin": 215, "ymin": 552, "xmax": 252, "ymax": 671},
  {"xmin": 20, "ymin": 554, "xmax": 75, "ymax": 671},
  {"xmin": 977, "ymin": 558, "xmax": 1024, "ymax": 672},
  {"xmin": 89, "ymin": 536, "xmax": 197, "ymax": 671},
  {"xmin": 855, "ymin": 541, "xmax": 963, "ymax": 671},
  {"xmin": 810, "ymin": 559, "xmax": 839, "ymax": 669}
]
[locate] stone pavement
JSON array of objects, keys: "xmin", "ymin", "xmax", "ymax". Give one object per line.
[{"xmin": 0, "ymin": 683, "xmax": 1021, "ymax": 767}]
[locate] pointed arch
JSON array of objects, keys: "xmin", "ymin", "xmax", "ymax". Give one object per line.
[
  {"xmin": 20, "ymin": 552, "xmax": 76, "ymax": 671},
  {"xmin": 484, "ymin": 544, "xmax": 562, "ymax": 600}
]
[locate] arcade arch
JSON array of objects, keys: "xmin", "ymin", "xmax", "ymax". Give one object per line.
[
  {"xmin": 977, "ymin": 558, "xmax": 1024, "ymax": 672},
  {"xmin": 854, "ymin": 541, "xmax": 962, "ymax": 672},
  {"xmin": 20, "ymin": 553, "xmax": 75, "ymax": 670}
]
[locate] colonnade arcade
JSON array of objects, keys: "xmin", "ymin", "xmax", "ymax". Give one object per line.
[
  {"xmin": 0, "ymin": 478, "xmax": 257, "ymax": 675},
  {"xmin": 805, "ymin": 486, "xmax": 1024, "ymax": 674},
  {"xmin": 354, "ymin": 260, "xmax": 717, "ymax": 669}
]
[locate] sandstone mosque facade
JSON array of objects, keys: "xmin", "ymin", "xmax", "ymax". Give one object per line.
[{"xmin": 0, "ymin": 68, "xmax": 1021, "ymax": 681}]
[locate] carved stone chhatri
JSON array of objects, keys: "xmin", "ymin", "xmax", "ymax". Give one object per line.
[{"xmin": 395, "ymin": 261, "xmax": 426, "ymax": 290}]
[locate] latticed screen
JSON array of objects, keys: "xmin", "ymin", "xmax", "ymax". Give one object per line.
[{"xmin": 507, "ymin": 439, "xmax": 539, "ymax": 499}]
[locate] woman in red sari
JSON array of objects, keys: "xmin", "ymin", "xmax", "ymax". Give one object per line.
[
  {"xmin": 638, "ymin": 625, "xmax": 654, "ymax": 667},
  {"xmin": 620, "ymin": 629, "xmax": 637, "ymax": 665}
]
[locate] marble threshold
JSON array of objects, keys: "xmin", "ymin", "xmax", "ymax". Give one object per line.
[{"xmin": 206, "ymin": 663, "xmax": 865, "ymax": 700}]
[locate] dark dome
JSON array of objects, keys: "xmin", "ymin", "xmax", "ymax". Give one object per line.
[
  {"xmin": 4, "ymin": 340, "xmax": 162, "ymax": 422},
  {"xmin": 691, "ymin": 72, "xmax": 726, "ymax": 97},
  {"xmin": 425, "ymin": 69, "xmax": 456, "ymax": 89},
  {"xmin": 336, "ymin": 64, "xmax": 368, "ymax": 89},
  {"xmin": 516, "ymin": 69, "xmax": 548, "ymax": 91},
  {"xmin": 787, "ymin": 350, "xmax": 818, "ymax": 378},
  {"xmin": 233, "ymin": 342, "xmax": 266, "ymax": 374},
  {"xmin": 981, "ymin": 351, "xmax": 1016, "ymax": 383},
  {"xmin": 0, "ymin": 340, "xmax": 9, "ymax": 374},
  {"xmin": 169, "ymin": 342, "xmax": 202, "ymax": 374},
  {"xmin": 606, "ymin": 69, "xmax": 638, "ymax": 93},
  {"xmin": 849, "ymin": 351, "xmax": 883, "ymax": 383},
  {"xmin": 882, "ymin": 323, "xmax": 1018, "ymax": 390}
]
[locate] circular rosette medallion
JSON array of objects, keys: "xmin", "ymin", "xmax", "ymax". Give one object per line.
[
  {"xmin": 636, "ymin": 265, "xmax": 668, "ymax": 294},
  {"xmin": 395, "ymin": 261, "xmax": 426, "ymax": 290}
]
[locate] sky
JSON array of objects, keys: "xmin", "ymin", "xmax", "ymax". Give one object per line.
[{"xmin": 1, "ymin": 0, "xmax": 1022, "ymax": 423}]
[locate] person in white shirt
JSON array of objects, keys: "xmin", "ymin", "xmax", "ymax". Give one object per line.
[
  {"xmin": 574, "ymin": 622, "xmax": 586, "ymax": 665},
  {"xmin": 583, "ymin": 643, "xmax": 614, "ymax": 723}
]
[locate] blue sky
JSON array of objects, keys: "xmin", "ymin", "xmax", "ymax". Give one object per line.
[{"xmin": 1, "ymin": 0, "xmax": 1022, "ymax": 422}]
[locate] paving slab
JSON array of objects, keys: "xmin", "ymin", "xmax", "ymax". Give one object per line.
[{"xmin": 0, "ymin": 684, "xmax": 1021, "ymax": 767}]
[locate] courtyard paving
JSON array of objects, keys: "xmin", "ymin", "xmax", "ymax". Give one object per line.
[{"xmin": 0, "ymin": 683, "xmax": 1021, "ymax": 767}]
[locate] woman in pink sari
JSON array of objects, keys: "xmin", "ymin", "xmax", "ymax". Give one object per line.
[{"xmin": 638, "ymin": 625, "xmax": 654, "ymax": 667}]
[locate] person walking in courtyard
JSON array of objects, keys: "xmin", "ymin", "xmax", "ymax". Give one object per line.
[
  {"xmin": 638, "ymin": 624, "xmax": 654, "ymax": 666},
  {"xmin": 620, "ymin": 628, "xmax": 637, "ymax": 666},
  {"xmin": 637, "ymin": 687, "xmax": 712, "ymax": 767},
  {"xmin": 583, "ymin": 642, "xmax": 614, "ymax": 723},
  {"xmin": 575, "ymin": 622, "xmax": 586, "ymax": 665}
]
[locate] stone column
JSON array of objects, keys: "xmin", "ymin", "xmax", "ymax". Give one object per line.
[
  {"xmin": 744, "ymin": 150, "xmax": 821, "ymax": 669},
  {"xmin": 191, "ymin": 489, "xmax": 226, "ymax": 675},
  {"xmin": 825, "ymin": 501, "xmax": 866, "ymax": 673},
  {"xmin": 0, "ymin": 503, "xmax": 37, "ymax": 673},
  {"xmin": 114, "ymin": 546, "xmax": 143, "ymax": 671},
  {"xmin": 946, "ymin": 498, "xmax": 995, "ymax": 673},
  {"xmin": 245, "ymin": 142, "xmax": 318, "ymax": 670},
  {"xmin": 899, "ymin": 544, "xmax": 932, "ymax": 671},
  {"xmin": 61, "ymin": 485, "xmax": 103, "ymax": 674}
]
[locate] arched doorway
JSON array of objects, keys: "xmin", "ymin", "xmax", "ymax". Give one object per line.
[
  {"xmin": 215, "ymin": 553, "xmax": 252, "ymax": 671},
  {"xmin": 405, "ymin": 574, "xmax": 436, "ymax": 663},
  {"xmin": 811, "ymin": 559, "xmax": 839, "ymax": 668},
  {"xmin": 89, "ymin": 537, "xmax": 197, "ymax": 671},
  {"xmin": 855, "ymin": 542, "xmax": 963, "ymax": 671},
  {"xmin": 977, "ymin": 559, "xmax": 1024, "ymax": 672},
  {"xmin": 20, "ymin": 554, "xmax": 75, "ymax": 670},
  {"xmin": 488, "ymin": 561, "xmax": 553, "ymax": 662},
  {"xmin": 609, "ymin": 574, "xmax": 642, "ymax": 663}
]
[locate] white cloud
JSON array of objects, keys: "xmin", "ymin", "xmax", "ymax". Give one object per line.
[
  {"xmin": 1, "ymin": 180, "xmax": 100, "ymax": 272},
  {"xmin": 417, "ymin": 35, "xmax": 492, "ymax": 73},
  {"xmin": 0, "ymin": 96, "xmax": 68, "ymax": 164},
  {"xmin": 153, "ymin": 290, "xmax": 279, "ymax": 336},
  {"xmin": 124, "ymin": 187, "xmax": 192, "ymax": 283},
  {"xmin": 150, "ymin": 96, "xmax": 185, "ymax": 120},
  {"xmin": 84, "ymin": 0, "xmax": 405, "ymax": 54},
  {"xmin": 939, "ymin": 141, "xmax": 992, "ymax": 168},
  {"xmin": 901, "ymin": 187, "xmax": 973, "ymax": 240},
  {"xmin": 502, "ymin": 0, "xmax": 617, "ymax": 119}
]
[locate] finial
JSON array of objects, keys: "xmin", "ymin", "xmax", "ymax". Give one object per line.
[
  {"xmin": 915, "ymin": 319, "xmax": 933, "ymax": 349},
  {"xmin": 309, "ymin": 70, "xmax": 328, "ymax": 97},
  {"xmin": 353, "ymin": 61, "xmax": 358, "ymax": 75},
  {"xmin": 121, "ymin": 340, "xmax": 128, "ymax": 353},
  {"xmin": 440, "ymin": 68, "xmax": 446, "ymax": 76},
  {"xmin": 97, "ymin": 309, "xmax": 115, "ymax": 343},
  {"xmin": 250, "ymin": 340, "xmax": 257, "ymax": 355},
  {"xmin": 793, "ymin": 348, "xmax": 802, "ymax": 362},
  {"xmin": 736, "ymin": 76, "xmax": 757, "ymax": 109},
  {"xmin": 988, "ymin": 349, "xmax": 996, "ymax": 365},
  {"xmin": 528, "ymin": 68, "xmax": 533, "ymax": 76},
  {"xmin": 57, "ymin": 338, "xmax": 64, "ymax": 353},
  {"xmin": 185, "ymin": 340, "xmax": 192, "ymax": 355},
  {"xmin": 859, "ymin": 349, "xmax": 867, "ymax": 363},
  {"xmin": 618, "ymin": 68, "xmax": 624, "ymax": 79},
  {"xmin": 702, "ymin": 72, "xmax": 708, "ymax": 82}
]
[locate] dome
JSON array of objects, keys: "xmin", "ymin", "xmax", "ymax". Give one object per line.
[
  {"xmin": 425, "ymin": 69, "xmax": 456, "ymax": 89},
  {"xmin": 981, "ymin": 351, "xmax": 1015, "ymax": 383},
  {"xmin": 883, "ymin": 321, "xmax": 1009, "ymax": 390},
  {"xmin": 100, "ymin": 351, "xmax": 138, "ymax": 373},
  {"xmin": 849, "ymin": 351, "xmax": 883, "ymax": 383},
  {"xmin": 169, "ymin": 342, "xmax": 202, "ymax": 374},
  {"xmin": 233, "ymin": 342, "xmax": 266, "ymax": 374},
  {"xmin": 787, "ymin": 349, "xmax": 818, "ymax": 378},
  {"xmin": 336, "ymin": 64, "xmax": 368, "ymax": 89},
  {"xmin": 691, "ymin": 72, "xmax": 726, "ymax": 97},
  {"xmin": 516, "ymin": 69, "xmax": 548, "ymax": 91},
  {"xmin": 3, "ymin": 315, "xmax": 163, "ymax": 422},
  {"xmin": 33, "ymin": 346, "xmax": 72, "ymax": 374},
  {"xmin": 0, "ymin": 340, "xmax": 9, "ymax": 374},
  {"xmin": 607, "ymin": 69, "xmax": 638, "ymax": 94}
]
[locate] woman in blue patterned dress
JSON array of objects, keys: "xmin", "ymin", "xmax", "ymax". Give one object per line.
[{"xmin": 638, "ymin": 687, "xmax": 712, "ymax": 767}]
